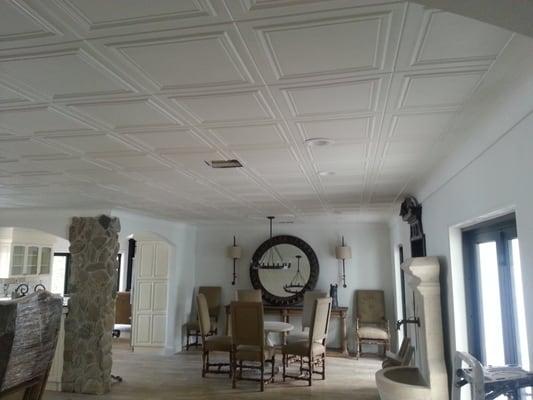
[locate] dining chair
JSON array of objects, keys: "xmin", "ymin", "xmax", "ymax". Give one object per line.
[
  {"xmin": 196, "ymin": 293, "xmax": 232, "ymax": 377},
  {"xmin": 236, "ymin": 289, "xmax": 262, "ymax": 302},
  {"xmin": 354, "ymin": 290, "xmax": 390, "ymax": 359},
  {"xmin": 186, "ymin": 286, "xmax": 222, "ymax": 350},
  {"xmin": 230, "ymin": 301, "xmax": 275, "ymax": 392},
  {"xmin": 287, "ymin": 290, "xmax": 327, "ymax": 343},
  {"xmin": 282, "ymin": 297, "xmax": 332, "ymax": 386}
]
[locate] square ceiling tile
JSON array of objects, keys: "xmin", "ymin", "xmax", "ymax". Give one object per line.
[
  {"xmin": 112, "ymin": 32, "xmax": 252, "ymax": 90},
  {"xmin": 298, "ymin": 117, "xmax": 371, "ymax": 141},
  {"xmin": 45, "ymin": 134, "xmax": 140, "ymax": 154},
  {"xmin": 414, "ymin": 11, "xmax": 512, "ymax": 66},
  {"xmin": 70, "ymin": 99, "xmax": 180, "ymax": 129},
  {"xmin": 235, "ymin": 147, "xmax": 301, "ymax": 175},
  {"xmin": 389, "ymin": 112, "xmax": 454, "ymax": 139},
  {"xmin": 125, "ymin": 129, "xmax": 210, "ymax": 151},
  {"xmin": 172, "ymin": 91, "xmax": 274, "ymax": 123},
  {"xmin": 96, "ymin": 154, "xmax": 168, "ymax": 169},
  {"xmin": 0, "ymin": 50, "xmax": 132, "ymax": 99},
  {"xmin": 0, "ymin": 139, "xmax": 70, "ymax": 158},
  {"xmin": 0, "ymin": 1, "xmax": 57, "ymax": 40},
  {"xmin": 65, "ymin": 0, "xmax": 210, "ymax": 28},
  {"xmin": 282, "ymin": 79, "xmax": 377, "ymax": 117},
  {"xmin": 0, "ymin": 107, "xmax": 93, "ymax": 135},
  {"xmin": 397, "ymin": 71, "xmax": 484, "ymax": 110},
  {"xmin": 310, "ymin": 143, "xmax": 367, "ymax": 171},
  {"xmin": 209, "ymin": 124, "xmax": 286, "ymax": 147},
  {"xmin": 258, "ymin": 14, "xmax": 384, "ymax": 79}
]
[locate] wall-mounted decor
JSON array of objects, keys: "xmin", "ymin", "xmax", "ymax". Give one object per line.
[
  {"xmin": 227, "ymin": 236, "xmax": 242, "ymax": 286},
  {"xmin": 252, "ymin": 217, "xmax": 291, "ymax": 269},
  {"xmin": 250, "ymin": 235, "xmax": 319, "ymax": 306},
  {"xmin": 335, "ymin": 236, "xmax": 352, "ymax": 288},
  {"xmin": 400, "ymin": 196, "xmax": 426, "ymax": 257}
]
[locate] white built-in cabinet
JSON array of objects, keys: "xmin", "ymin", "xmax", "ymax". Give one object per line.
[
  {"xmin": 9, "ymin": 244, "xmax": 52, "ymax": 277},
  {"xmin": 132, "ymin": 241, "xmax": 169, "ymax": 349}
]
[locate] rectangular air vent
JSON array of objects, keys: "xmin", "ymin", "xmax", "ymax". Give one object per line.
[{"xmin": 205, "ymin": 159, "xmax": 243, "ymax": 169}]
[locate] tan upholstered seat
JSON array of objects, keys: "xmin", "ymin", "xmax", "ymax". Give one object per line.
[
  {"xmin": 358, "ymin": 326, "xmax": 389, "ymax": 340},
  {"xmin": 354, "ymin": 290, "xmax": 390, "ymax": 358},
  {"xmin": 197, "ymin": 293, "xmax": 232, "ymax": 377},
  {"xmin": 283, "ymin": 341, "xmax": 326, "ymax": 357},
  {"xmin": 231, "ymin": 301, "xmax": 274, "ymax": 392},
  {"xmin": 204, "ymin": 335, "xmax": 232, "ymax": 352},
  {"xmin": 236, "ymin": 289, "xmax": 262, "ymax": 302},
  {"xmin": 282, "ymin": 297, "xmax": 332, "ymax": 386},
  {"xmin": 235, "ymin": 345, "xmax": 275, "ymax": 361},
  {"xmin": 186, "ymin": 287, "xmax": 222, "ymax": 350},
  {"xmin": 287, "ymin": 290, "xmax": 327, "ymax": 344}
]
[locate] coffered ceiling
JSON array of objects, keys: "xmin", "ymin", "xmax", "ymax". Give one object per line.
[{"xmin": 0, "ymin": 0, "xmax": 514, "ymax": 223}]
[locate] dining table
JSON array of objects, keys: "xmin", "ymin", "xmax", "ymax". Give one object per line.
[{"xmin": 264, "ymin": 321, "xmax": 293, "ymax": 346}]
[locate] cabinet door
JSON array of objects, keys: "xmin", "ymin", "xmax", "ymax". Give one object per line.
[
  {"xmin": 40, "ymin": 247, "xmax": 52, "ymax": 274},
  {"xmin": 26, "ymin": 246, "xmax": 39, "ymax": 275},
  {"xmin": 11, "ymin": 246, "xmax": 25, "ymax": 276}
]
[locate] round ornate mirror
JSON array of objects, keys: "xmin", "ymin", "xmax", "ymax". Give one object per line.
[{"xmin": 250, "ymin": 235, "xmax": 319, "ymax": 305}]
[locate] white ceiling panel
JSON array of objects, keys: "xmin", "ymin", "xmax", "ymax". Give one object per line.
[
  {"xmin": 0, "ymin": 1, "xmax": 515, "ymax": 222},
  {"xmin": 125, "ymin": 129, "xmax": 210, "ymax": 151},
  {"xmin": 70, "ymin": 99, "xmax": 181, "ymax": 129},
  {"xmin": 413, "ymin": 11, "xmax": 512, "ymax": 67},
  {"xmin": 0, "ymin": 49, "xmax": 133, "ymax": 99},
  {"xmin": 0, "ymin": 107, "xmax": 93, "ymax": 135},
  {"xmin": 394, "ymin": 71, "xmax": 485, "ymax": 111},
  {"xmin": 297, "ymin": 117, "xmax": 371, "ymax": 142},
  {"xmin": 44, "ymin": 133, "xmax": 139, "ymax": 154},
  {"xmin": 0, "ymin": 1, "xmax": 60, "ymax": 41},
  {"xmin": 171, "ymin": 90, "xmax": 274, "ymax": 124},
  {"xmin": 110, "ymin": 31, "xmax": 254, "ymax": 90},
  {"xmin": 387, "ymin": 112, "xmax": 455, "ymax": 139},
  {"xmin": 0, "ymin": 139, "xmax": 69, "ymax": 158},
  {"xmin": 63, "ymin": 0, "xmax": 214, "ymax": 29},
  {"xmin": 280, "ymin": 78, "xmax": 379, "ymax": 117},
  {"xmin": 209, "ymin": 124, "xmax": 287, "ymax": 147}
]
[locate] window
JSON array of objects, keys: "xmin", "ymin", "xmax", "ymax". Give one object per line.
[
  {"xmin": 40, "ymin": 247, "xmax": 52, "ymax": 274},
  {"xmin": 463, "ymin": 214, "xmax": 529, "ymax": 377},
  {"xmin": 11, "ymin": 246, "xmax": 25, "ymax": 275}
]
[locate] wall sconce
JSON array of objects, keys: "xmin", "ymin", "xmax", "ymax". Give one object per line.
[
  {"xmin": 227, "ymin": 236, "xmax": 242, "ymax": 285},
  {"xmin": 335, "ymin": 236, "xmax": 352, "ymax": 288}
]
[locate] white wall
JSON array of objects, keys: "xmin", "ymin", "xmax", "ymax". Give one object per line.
[
  {"xmin": 389, "ymin": 34, "xmax": 533, "ymax": 379},
  {"xmin": 194, "ymin": 221, "xmax": 393, "ymax": 351}
]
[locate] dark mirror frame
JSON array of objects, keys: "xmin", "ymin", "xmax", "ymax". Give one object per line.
[{"xmin": 250, "ymin": 235, "xmax": 319, "ymax": 306}]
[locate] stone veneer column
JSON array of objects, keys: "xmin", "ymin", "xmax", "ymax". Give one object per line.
[{"xmin": 62, "ymin": 215, "xmax": 120, "ymax": 394}]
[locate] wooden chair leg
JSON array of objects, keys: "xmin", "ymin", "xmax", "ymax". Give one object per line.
[
  {"xmin": 232, "ymin": 355, "xmax": 237, "ymax": 389},
  {"xmin": 271, "ymin": 356, "xmax": 275, "ymax": 383},
  {"xmin": 322, "ymin": 353, "xmax": 326, "ymax": 380},
  {"xmin": 186, "ymin": 330, "xmax": 190, "ymax": 351},
  {"xmin": 282, "ymin": 353, "xmax": 286, "ymax": 382},
  {"xmin": 201, "ymin": 350, "xmax": 206, "ymax": 377},
  {"xmin": 260, "ymin": 361, "xmax": 265, "ymax": 392},
  {"xmin": 308, "ymin": 357, "xmax": 313, "ymax": 386}
]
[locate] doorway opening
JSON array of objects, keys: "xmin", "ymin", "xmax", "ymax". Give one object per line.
[{"xmin": 462, "ymin": 214, "xmax": 529, "ymax": 375}]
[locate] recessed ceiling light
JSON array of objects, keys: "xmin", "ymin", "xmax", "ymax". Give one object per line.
[
  {"xmin": 304, "ymin": 137, "xmax": 335, "ymax": 147},
  {"xmin": 318, "ymin": 171, "xmax": 336, "ymax": 176}
]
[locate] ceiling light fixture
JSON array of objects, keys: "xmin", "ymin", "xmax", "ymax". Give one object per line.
[
  {"xmin": 304, "ymin": 137, "xmax": 335, "ymax": 147},
  {"xmin": 253, "ymin": 216, "xmax": 291, "ymax": 270}
]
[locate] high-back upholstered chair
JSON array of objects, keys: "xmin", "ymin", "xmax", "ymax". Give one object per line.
[
  {"xmin": 196, "ymin": 293, "xmax": 232, "ymax": 377},
  {"xmin": 0, "ymin": 291, "xmax": 62, "ymax": 400},
  {"xmin": 186, "ymin": 286, "xmax": 222, "ymax": 350},
  {"xmin": 236, "ymin": 289, "xmax": 262, "ymax": 302},
  {"xmin": 355, "ymin": 290, "xmax": 390, "ymax": 358},
  {"xmin": 287, "ymin": 290, "xmax": 327, "ymax": 343},
  {"xmin": 230, "ymin": 301, "xmax": 274, "ymax": 392},
  {"xmin": 282, "ymin": 297, "xmax": 332, "ymax": 386}
]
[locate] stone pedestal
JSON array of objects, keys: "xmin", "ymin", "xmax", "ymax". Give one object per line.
[{"xmin": 62, "ymin": 215, "xmax": 120, "ymax": 394}]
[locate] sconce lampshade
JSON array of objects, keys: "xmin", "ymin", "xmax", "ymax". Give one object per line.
[
  {"xmin": 227, "ymin": 245, "xmax": 242, "ymax": 259},
  {"xmin": 335, "ymin": 245, "xmax": 352, "ymax": 260}
]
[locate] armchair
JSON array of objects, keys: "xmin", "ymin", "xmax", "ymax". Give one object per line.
[{"xmin": 355, "ymin": 290, "xmax": 390, "ymax": 359}]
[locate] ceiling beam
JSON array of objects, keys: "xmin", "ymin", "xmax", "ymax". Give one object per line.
[{"xmin": 409, "ymin": 0, "xmax": 533, "ymax": 38}]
